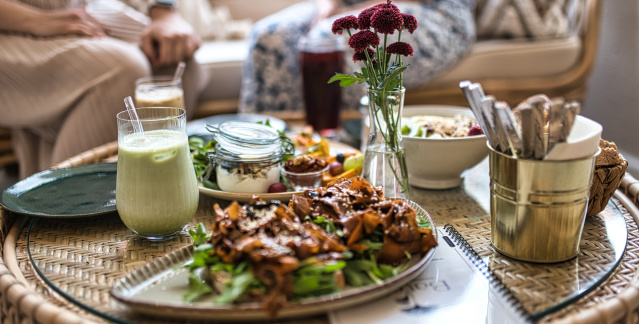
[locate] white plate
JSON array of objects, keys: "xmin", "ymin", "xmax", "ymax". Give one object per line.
[
  {"xmin": 198, "ymin": 141, "xmax": 359, "ymax": 202},
  {"xmin": 198, "ymin": 186, "xmax": 302, "ymax": 203},
  {"xmin": 110, "ymin": 200, "xmax": 437, "ymax": 321}
]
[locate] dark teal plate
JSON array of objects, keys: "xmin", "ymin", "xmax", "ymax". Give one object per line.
[{"xmin": 0, "ymin": 163, "xmax": 117, "ymax": 218}]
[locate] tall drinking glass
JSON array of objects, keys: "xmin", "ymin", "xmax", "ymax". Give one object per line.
[
  {"xmin": 135, "ymin": 76, "xmax": 185, "ymax": 109},
  {"xmin": 299, "ymin": 35, "xmax": 344, "ymax": 138},
  {"xmin": 116, "ymin": 107, "xmax": 198, "ymax": 240}
]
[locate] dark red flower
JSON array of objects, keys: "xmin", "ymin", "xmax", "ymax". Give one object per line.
[
  {"xmin": 401, "ymin": 13, "xmax": 418, "ymax": 34},
  {"xmin": 348, "ymin": 30, "xmax": 380, "ymax": 51},
  {"xmin": 372, "ymin": 0, "xmax": 400, "ymax": 13},
  {"xmin": 386, "ymin": 42, "xmax": 414, "ymax": 56},
  {"xmin": 332, "ymin": 15, "xmax": 359, "ymax": 35},
  {"xmin": 370, "ymin": 8, "xmax": 403, "ymax": 34},
  {"xmin": 357, "ymin": 6, "xmax": 377, "ymax": 30},
  {"xmin": 353, "ymin": 48, "xmax": 376, "ymax": 62}
]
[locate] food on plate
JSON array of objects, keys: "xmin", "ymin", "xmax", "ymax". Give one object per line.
[
  {"xmin": 329, "ymin": 161, "xmax": 344, "ymax": 176},
  {"xmin": 294, "ymin": 126, "xmax": 332, "ymax": 158},
  {"xmin": 189, "ymin": 120, "xmax": 362, "ymax": 193},
  {"xmin": 189, "ymin": 120, "xmax": 295, "ymax": 192},
  {"xmin": 322, "ymin": 152, "xmax": 362, "ymax": 184},
  {"xmin": 293, "ymin": 125, "xmax": 317, "ymax": 148},
  {"xmin": 268, "ymin": 183, "xmax": 288, "ymax": 193},
  {"xmin": 185, "ymin": 177, "xmax": 437, "ymax": 317},
  {"xmin": 402, "ymin": 114, "xmax": 479, "ymax": 138},
  {"xmin": 283, "ymin": 155, "xmax": 328, "ymax": 173},
  {"xmin": 282, "ymin": 155, "xmax": 329, "ymax": 190},
  {"xmin": 343, "ymin": 152, "xmax": 364, "ymax": 172}
]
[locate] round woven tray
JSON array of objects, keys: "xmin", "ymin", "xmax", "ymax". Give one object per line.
[{"xmin": 2, "ymin": 140, "xmax": 639, "ymax": 323}]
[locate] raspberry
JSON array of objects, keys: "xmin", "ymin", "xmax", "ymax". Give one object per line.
[
  {"xmin": 467, "ymin": 125, "xmax": 483, "ymax": 136},
  {"xmin": 268, "ymin": 183, "xmax": 287, "ymax": 193}
]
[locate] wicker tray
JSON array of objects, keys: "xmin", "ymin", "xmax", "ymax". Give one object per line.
[{"xmin": 2, "ymin": 141, "xmax": 639, "ymax": 323}]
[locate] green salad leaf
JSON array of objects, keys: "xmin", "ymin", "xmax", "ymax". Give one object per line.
[
  {"xmin": 183, "ymin": 194, "xmax": 434, "ymax": 306},
  {"xmin": 291, "ymin": 260, "xmax": 346, "ymax": 299},
  {"xmin": 184, "ymin": 271, "xmax": 213, "ymax": 302},
  {"xmin": 215, "ymin": 271, "xmax": 262, "ymax": 305}
]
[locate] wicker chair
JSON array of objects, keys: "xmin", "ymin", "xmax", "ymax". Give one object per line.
[
  {"xmin": 404, "ymin": 0, "xmax": 602, "ymax": 108},
  {"xmin": 0, "ymin": 128, "xmax": 16, "ymax": 167}
]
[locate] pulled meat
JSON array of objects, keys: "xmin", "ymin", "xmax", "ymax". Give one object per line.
[
  {"xmin": 206, "ymin": 177, "xmax": 436, "ymax": 316},
  {"xmin": 291, "ymin": 177, "xmax": 437, "ymax": 265},
  {"xmin": 209, "ymin": 199, "xmax": 346, "ymax": 316}
]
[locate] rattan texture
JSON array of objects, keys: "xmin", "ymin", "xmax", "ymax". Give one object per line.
[
  {"xmin": 1, "ymin": 140, "xmax": 639, "ymax": 323},
  {"xmin": 588, "ymin": 160, "xmax": 629, "ymax": 217}
]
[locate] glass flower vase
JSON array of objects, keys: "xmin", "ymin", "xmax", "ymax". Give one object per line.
[{"xmin": 362, "ymin": 87, "xmax": 410, "ymax": 199}]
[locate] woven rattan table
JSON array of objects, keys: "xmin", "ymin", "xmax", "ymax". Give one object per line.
[{"xmin": 2, "ymin": 140, "xmax": 639, "ymax": 324}]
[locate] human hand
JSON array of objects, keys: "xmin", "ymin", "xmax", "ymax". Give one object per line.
[
  {"xmin": 30, "ymin": 7, "xmax": 105, "ymax": 37},
  {"xmin": 312, "ymin": 0, "xmax": 341, "ymax": 27},
  {"xmin": 141, "ymin": 9, "xmax": 201, "ymax": 68}
]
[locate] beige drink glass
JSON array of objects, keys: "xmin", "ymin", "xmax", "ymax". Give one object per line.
[
  {"xmin": 116, "ymin": 107, "xmax": 198, "ymax": 240},
  {"xmin": 135, "ymin": 76, "xmax": 185, "ymax": 109}
]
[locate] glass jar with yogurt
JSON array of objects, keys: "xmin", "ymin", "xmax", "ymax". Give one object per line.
[{"xmin": 207, "ymin": 121, "xmax": 284, "ymax": 193}]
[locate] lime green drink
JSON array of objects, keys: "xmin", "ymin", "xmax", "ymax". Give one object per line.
[{"xmin": 116, "ymin": 108, "xmax": 198, "ymax": 239}]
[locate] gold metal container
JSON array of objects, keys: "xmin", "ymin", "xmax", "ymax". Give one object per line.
[{"xmin": 489, "ymin": 147, "xmax": 599, "ymax": 263}]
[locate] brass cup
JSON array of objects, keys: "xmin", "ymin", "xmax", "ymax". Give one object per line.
[{"xmin": 489, "ymin": 146, "xmax": 599, "ymax": 263}]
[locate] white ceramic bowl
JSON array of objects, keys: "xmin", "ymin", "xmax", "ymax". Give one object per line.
[{"xmin": 401, "ymin": 105, "xmax": 489, "ymax": 189}]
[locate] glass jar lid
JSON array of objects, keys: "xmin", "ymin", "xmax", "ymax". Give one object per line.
[{"xmin": 207, "ymin": 121, "xmax": 282, "ymax": 160}]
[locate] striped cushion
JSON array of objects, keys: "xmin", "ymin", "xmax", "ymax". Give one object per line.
[{"xmin": 475, "ymin": 0, "xmax": 582, "ymax": 39}]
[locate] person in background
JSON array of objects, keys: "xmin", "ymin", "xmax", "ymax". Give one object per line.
[
  {"xmin": 239, "ymin": 0, "xmax": 475, "ymax": 114},
  {"xmin": 0, "ymin": 0, "xmax": 205, "ymax": 179}
]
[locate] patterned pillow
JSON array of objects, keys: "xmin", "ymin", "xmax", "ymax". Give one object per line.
[{"xmin": 475, "ymin": 0, "xmax": 583, "ymax": 39}]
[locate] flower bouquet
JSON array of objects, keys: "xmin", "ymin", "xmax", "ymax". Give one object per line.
[{"xmin": 328, "ymin": 0, "xmax": 417, "ymax": 198}]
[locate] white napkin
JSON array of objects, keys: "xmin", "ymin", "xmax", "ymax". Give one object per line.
[
  {"xmin": 329, "ymin": 228, "xmax": 526, "ymax": 324},
  {"xmin": 544, "ymin": 115, "xmax": 602, "ymax": 160}
]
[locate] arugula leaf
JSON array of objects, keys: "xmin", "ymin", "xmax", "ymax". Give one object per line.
[
  {"xmin": 215, "ymin": 271, "xmax": 259, "ymax": 305},
  {"xmin": 202, "ymin": 179, "xmax": 220, "ymax": 190},
  {"xmin": 292, "ymin": 261, "xmax": 346, "ymax": 298},
  {"xmin": 417, "ymin": 212, "xmax": 431, "ymax": 229},
  {"xmin": 368, "ymin": 254, "xmax": 395, "ymax": 279},
  {"xmin": 311, "ymin": 216, "xmax": 338, "ymax": 234},
  {"xmin": 189, "ymin": 223, "xmax": 211, "ymax": 245},
  {"xmin": 358, "ymin": 239, "xmax": 384, "ymax": 251},
  {"xmin": 184, "ymin": 271, "xmax": 213, "ymax": 302},
  {"xmin": 189, "ymin": 135, "xmax": 216, "ymax": 180},
  {"xmin": 343, "ymin": 260, "xmax": 375, "ymax": 287},
  {"xmin": 189, "ymin": 244, "xmax": 217, "ymax": 269}
]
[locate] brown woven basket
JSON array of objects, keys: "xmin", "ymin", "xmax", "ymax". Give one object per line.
[{"xmin": 587, "ymin": 159, "xmax": 629, "ymax": 217}]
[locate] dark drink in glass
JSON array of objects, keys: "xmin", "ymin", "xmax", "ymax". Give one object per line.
[{"xmin": 299, "ymin": 36, "xmax": 344, "ymax": 138}]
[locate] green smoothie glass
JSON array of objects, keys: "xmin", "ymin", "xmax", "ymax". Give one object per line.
[{"xmin": 116, "ymin": 107, "xmax": 199, "ymax": 240}]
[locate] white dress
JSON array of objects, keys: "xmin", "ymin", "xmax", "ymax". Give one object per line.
[{"xmin": 0, "ymin": 0, "xmax": 202, "ymax": 178}]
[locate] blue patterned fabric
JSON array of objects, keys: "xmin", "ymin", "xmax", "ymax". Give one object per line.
[{"xmin": 239, "ymin": 0, "xmax": 476, "ymax": 113}]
